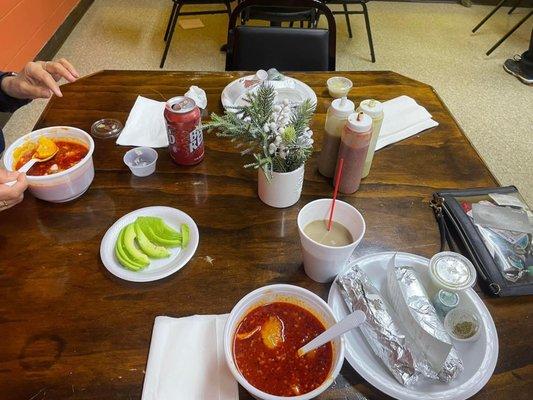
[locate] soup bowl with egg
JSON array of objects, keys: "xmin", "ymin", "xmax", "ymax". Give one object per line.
[
  {"xmin": 3, "ymin": 126, "xmax": 95, "ymax": 202},
  {"xmin": 224, "ymin": 284, "xmax": 344, "ymax": 400}
]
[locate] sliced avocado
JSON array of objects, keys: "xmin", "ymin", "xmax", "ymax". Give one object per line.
[
  {"xmin": 134, "ymin": 221, "xmax": 171, "ymax": 259},
  {"xmin": 122, "ymin": 224, "xmax": 150, "ymax": 266},
  {"xmin": 136, "ymin": 217, "xmax": 181, "ymax": 247},
  {"xmin": 181, "ymin": 224, "xmax": 190, "ymax": 249},
  {"xmin": 138, "ymin": 217, "xmax": 181, "ymax": 240},
  {"xmin": 115, "ymin": 227, "xmax": 144, "ymax": 270}
]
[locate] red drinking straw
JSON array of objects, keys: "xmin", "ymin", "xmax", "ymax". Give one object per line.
[{"xmin": 327, "ymin": 158, "xmax": 344, "ymax": 231}]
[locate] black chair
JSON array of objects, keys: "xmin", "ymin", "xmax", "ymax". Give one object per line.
[
  {"xmin": 226, "ymin": 0, "xmax": 336, "ymax": 71},
  {"xmin": 324, "ymin": 1, "xmax": 375, "ymax": 62},
  {"xmin": 161, "ymin": 0, "xmax": 234, "ymax": 68},
  {"xmin": 472, "ymin": 1, "xmax": 532, "ymax": 56},
  {"xmin": 238, "ymin": 0, "xmax": 319, "ymax": 28}
]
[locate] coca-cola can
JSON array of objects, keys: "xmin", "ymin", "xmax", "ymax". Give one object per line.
[{"xmin": 164, "ymin": 96, "xmax": 204, "ymax": 165}]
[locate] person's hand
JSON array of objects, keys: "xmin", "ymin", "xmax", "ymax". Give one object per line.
[
  {"xmin": 0, "ymin": 59, "xmax": 79, "ymax": 100},
  {"xmin": 0, "ymin": 169, "xmax": 28, "ymax": 212}
]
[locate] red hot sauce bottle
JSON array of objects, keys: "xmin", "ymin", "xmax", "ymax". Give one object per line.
[{"xmin": 335, "ymin": 112, "xmax": 373, "ymax": 194}]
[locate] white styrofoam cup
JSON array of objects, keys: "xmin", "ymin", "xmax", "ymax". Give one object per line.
[{"xmin": 297, "ymin": 199, "xmax": 365, "ymax": 283}]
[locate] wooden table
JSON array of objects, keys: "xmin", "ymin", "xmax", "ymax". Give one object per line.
[{"xmin": 1, "ymin": 71, "xmax": 531, "ymax": 400}]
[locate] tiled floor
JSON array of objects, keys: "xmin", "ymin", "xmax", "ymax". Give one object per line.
[{"xmin": 3, "ymin": 0, "xmax": 532, "ymax": 203}]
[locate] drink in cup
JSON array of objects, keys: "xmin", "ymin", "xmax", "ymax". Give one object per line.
[
  {"xmin": 318, "ymin": 96, "xmax": 355, "ymax": 178},
  {"xmin": 164, "ymin": 96, "xmax": 204, "ymax": 165},
  {"xmin": 297, "ymin": 199, "xmax": 366, "ymax": 283},
  {"xmin": 335, "ymin": 112, "xmax": 372, "ymax": 194}
]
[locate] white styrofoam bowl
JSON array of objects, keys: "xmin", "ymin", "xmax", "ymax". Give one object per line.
[
  {"xmin": 224, "ymin": 284, "xmax": 345, "ymax": 400},
  {"xmin": 3, "ymin": 126, "xmax": 95, "ymax": 202}
]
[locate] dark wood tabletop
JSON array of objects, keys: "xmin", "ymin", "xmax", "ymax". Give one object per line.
[{"xmin": 1, "ymin": 71, "xmax": 531, "ymax": 400}]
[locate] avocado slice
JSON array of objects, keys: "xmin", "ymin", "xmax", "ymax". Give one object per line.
[
  {"xmin": 137, "ymin": 217, "xmax": 181, "ymax": 239},
  {"xmin": 136, "ymin": 217, "xmax": 181, "ymax": 247},
  {"xmin": 122, "ymin": 224, "xmax": 150, "ymax": 266},
  {"xmin": 134, "ymin": 221, "xmax": 171, "ymax": 259},
  {"xmin": 181, "ymin": 224, "xmax": 190, "ymax": 249},
  {"xmin": 115, "ymin": 227, "xmax": 145, "ymax": 270}
]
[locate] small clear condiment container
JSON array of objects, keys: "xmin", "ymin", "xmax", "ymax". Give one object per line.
[
  {"xmin": 444, "ymin": 308, "xmax": 481, "ymax": 342},
  {"xmin": 429, "ymin": 251, "xmax": 477, "ymax": 292},
  {"xmin": 91, "ymin": 118, "xmax": 123, "ymax": 139},
  {"xmin": 123, "ymin": 147, "xmax": 158, "ymax": 177},
  {"xmin": 326, "ymin": 77, "xmax": 353, "ymax": 98},
  {"xmin": 433, "ymin": 289, "xmax": 459, "ymax": 318}
]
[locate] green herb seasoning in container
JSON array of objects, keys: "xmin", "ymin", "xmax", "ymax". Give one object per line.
[{"xmin": 433, "ymin": 289, "xmax": 459, "ymax": 318}]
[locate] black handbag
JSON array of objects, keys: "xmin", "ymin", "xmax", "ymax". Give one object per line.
[{"xmin": 430, "ymin": 186, "xmax": 533, "ymax": 297}]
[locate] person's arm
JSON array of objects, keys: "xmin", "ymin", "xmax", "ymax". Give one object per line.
[
  {"xmin": 0, "ymin": 59, "xmax": 79, "ymax": 113},
  {"xmin": 0, "ymin": 72, "xmax": 31, "ymax": 113}
]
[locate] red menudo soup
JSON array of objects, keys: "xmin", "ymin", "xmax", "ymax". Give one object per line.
[
  {"xmin": 233, "ymin": 302, "xmax": 333, "ymax": 397},
  {"xmin": 15, "ymin": 139, "xmax": 88, "ymax": 176}
]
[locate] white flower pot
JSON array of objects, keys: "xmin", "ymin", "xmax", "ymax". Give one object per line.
[{"xmin": 258, "ymin": 165, "xmax": 305, "ymax": 208}]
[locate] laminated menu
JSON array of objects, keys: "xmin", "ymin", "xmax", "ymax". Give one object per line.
[{"xmin": 387, "ymin": 260, "xmax": 463, "ymax": 382}]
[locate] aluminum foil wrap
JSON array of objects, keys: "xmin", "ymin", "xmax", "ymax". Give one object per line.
[
  {"xmin": 337, "ymin": 266, "xmax": 419, "ymax": 386},
  {"xmin": 388, "ymin": 265, "xmax": 464, "ymax": 382}
]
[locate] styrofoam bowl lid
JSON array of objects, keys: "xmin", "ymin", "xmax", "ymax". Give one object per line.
[{"xmin": 429, "ymin": 251, "xmax": 477, "ymax": 291}]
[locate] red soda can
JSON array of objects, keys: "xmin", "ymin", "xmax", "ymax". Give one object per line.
[{"xmin": 164, "ymin": 96, "xmax": 204, "ymax": 165}]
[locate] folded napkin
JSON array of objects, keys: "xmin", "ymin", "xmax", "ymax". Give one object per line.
[
  {"xmin": 142, "ymin": 315, "xmax": 238, "ymax": 400},
  {"xmin": 116, "ymin": 96, "xmax": 168, "ymax": 148},
  {"xmin": 376, "ymin": 95, "xmax": 438, "ymax": 150}
]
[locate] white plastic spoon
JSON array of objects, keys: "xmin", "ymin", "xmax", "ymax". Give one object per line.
[
  {"xmin": 5, "ymin": 140, "xmax": 58, "ymax": 187},
  {"xmin": 298, "ymin": 310, "xmax": 366, "ymax": 356}
]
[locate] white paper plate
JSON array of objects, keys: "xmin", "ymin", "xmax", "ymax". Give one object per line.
[
  {"xmin": 328, "ymin": 251, "xmax": 498, "ymax": 400},
  {"xmin": 100, "ymin": 206, "xmax": 199, "ymax": 282},
  {"xmin": 221, "ymin": 75, "xmax": 317, "ymax": 110}
]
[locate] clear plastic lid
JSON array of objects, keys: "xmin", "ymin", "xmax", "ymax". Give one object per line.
[
  {"xmin": 91, "ymin": 118, "xmax": 123, "ymax": 139},
  {"xmin": 429, "ymin": 251, "xmax": 477, "ymax": 291}
]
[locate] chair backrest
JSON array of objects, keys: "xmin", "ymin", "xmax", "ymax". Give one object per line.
[{"xmin": 226, "ymin": 0, "xmax": 336, "ymax": 71}]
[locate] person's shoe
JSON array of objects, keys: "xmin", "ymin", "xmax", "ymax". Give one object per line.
[{"xmin": 503, "ymin": 55, "xmax": 533, "ymax": 85}]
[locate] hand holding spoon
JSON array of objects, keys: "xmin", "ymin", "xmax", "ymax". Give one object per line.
[
  {"xmin": 5, "ymin": 137, "xmax": 58, "ymax": 186},
  {"xmin": 298, "ymin": 310, "xmax": 366, "ymax": 356}
]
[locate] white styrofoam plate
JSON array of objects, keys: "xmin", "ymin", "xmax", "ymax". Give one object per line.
[
  {"xmin": 328, "ymin": 251, "xmax": 498, "ymax": 400},
  {"xmin": 100, "ymin": 206, "xmax": 199, "ymax": 282},
  {"xmin": 221, "ymin": 75, "xmax": 317, "ymax": 110}
]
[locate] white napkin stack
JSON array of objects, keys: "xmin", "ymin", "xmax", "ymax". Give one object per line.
[
  {"xmin": 142, "ymin": 315, "xmax": 238, "ymax": 400},
  {"xmin": 376, "ymin": 95, "xmax": 438, "ymax": 150},
  {"xmin": 116, "ymin": 96, "xmax": 168, "ymax": 148}
]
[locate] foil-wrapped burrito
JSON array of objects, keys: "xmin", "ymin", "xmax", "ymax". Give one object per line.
[
  {"xmin": 387, "ymin": 263, "xmax": 463, "ymax": 382},
  {"xmin": 337, "ymin": 266, "xmax": 419, "ymax": 386}
]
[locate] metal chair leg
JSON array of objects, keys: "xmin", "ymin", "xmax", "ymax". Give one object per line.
[
  {"xmin": 342, "ymin": 3, "xmax": 353, "ymax": 38},
  {"xmin": 361, "ymin": 2, "xmax": 376, "ymax": 62},
  {"xmin": 486, "ymin": 10, "xmax": 532, "ymax": 55},
  {"xmin": 164, "ymin": 1, "xmax": 178, "ymax": 42},
  {"xmin": 224, "ymin": 1, "xmax": 231, "ymax": 18},
  {"xmin": 472, "ymin": 0, "xmax": 507, "ymax": 33},
  {"xmin": 160, "ymin": 3, "xmax": 182, "ymax": 68}
]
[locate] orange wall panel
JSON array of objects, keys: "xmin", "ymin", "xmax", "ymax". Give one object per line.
[{"xmin": 0, "ymin": 0, "xmax": 80, "ymax": 71}]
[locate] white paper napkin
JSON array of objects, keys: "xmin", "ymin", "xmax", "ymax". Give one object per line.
[
  {"xmin": 376, "ymin": 95, "xmax": 438, "ymax": 150},
  {"xmin": 141, "ymin": 315, "xmax": 238, "ymax": 400},
  {"xmin": 116, "ymin": 96, "xmax": 168, "ymax": 148}
]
